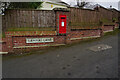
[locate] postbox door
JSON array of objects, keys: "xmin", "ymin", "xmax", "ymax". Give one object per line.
[{"xmin": 59, "ymin": 15, "xmax": 66, "ymax": 34}]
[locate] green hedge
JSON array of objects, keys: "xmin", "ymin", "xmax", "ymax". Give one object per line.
[
  {"xmin": 69, "ymin": 22, "xmax": 101, "ymax": 27},
  {"xmin": 7, "ymin": 27, "xmax": 56, "ymax": 31}
]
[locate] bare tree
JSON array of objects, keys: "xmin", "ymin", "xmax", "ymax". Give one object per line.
[
  {"xmin": 76, "ymin": 0, "xmax": 89, "ymax": 8},
  {"xmin": 0, "ymin": 2, "xmax": 10, "ymax": 15},
  {"xmin": 0, "ymin": 2, "xmax": 42, "ymax": 15},
  {"xmin": 118, "ymin": 1, "xmax": 120, "ymax": 11}
]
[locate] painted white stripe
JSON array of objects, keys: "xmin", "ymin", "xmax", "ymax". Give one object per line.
[
  {"xmin": 103, "ymin": 30, "xmax": 113, "ymax": 33},
  {"xmin": 70, "ymin": 36, "xmax": 100, "ymax": 41},
  {"xmin": 0, "ymin": 52, "xmax": 8, "ymax": 54},
  {"xmin": 13, "ymin": 44, "xmax": 66, "ymax": 49},
  {"xmin": 0, "ymin": 41, "xmax": 5, "ymax": 43},
  {"xmin": 115, "ymin": 27, "xmax": 119, "ymax": 29}
]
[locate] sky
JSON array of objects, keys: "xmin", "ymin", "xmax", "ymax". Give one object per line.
[
  {"xmin": 62, "ymin": 0, "xmax": 120, "ymax": 10},
  {"xmin": 1, "ymin": 0, "xmax": 120, "ymax": 10}
]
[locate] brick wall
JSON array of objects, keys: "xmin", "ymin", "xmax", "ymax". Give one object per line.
[
  {"xmin": 1, "ymin": 27, "xmax": 116, "ymax": 53},
  {"xmin": 115, "ymin": 23, "xmax": 119, "ymax": 28},
  {"xmin": 13, "ymin": 35, "xmax": 66, "ymax": 47},
  {"xmin": 2, "ymin": 42, "xmax": 7, "ymax": 52},
  {"xmin": 66, "ymin": 29, "xmax": 102, "ymax": 43},
  {"xmin": 102, "ymin": 26, "xmax": 114, "ymax": 32}
]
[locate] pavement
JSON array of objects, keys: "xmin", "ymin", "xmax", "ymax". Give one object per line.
[{"xmin": 2, "ymin": 33, "xmax": 119, "ymax": 78}]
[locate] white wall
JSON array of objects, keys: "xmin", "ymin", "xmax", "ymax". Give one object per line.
[{"xmin": 37, "ymin": 2, "xmax": 67, "ymax": 10}]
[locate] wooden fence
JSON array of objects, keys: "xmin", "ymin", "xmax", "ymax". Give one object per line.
[
  {"xmin": 69, "ymin": 8, "xmax": 100, "ymax": 23},
  {"xmin": 98, "ymin": 7, "xmax": 113, "ymax": 23},
  {"xmin": 69, "ymin": 7, "xmax": 120, "ymax": 29},
  {"xmin": 2, "ymin": 7, "xmax": 120, "ymax": 31},
  {"xmin": 69, "ymin": 8, "xmax": 101, "ymax": 29},
  {"xmin": 2, "ymin": 9, "xmax": 56, "ymax": 31}
]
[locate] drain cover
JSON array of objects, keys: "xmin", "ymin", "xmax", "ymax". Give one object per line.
[{"xmin": 88, "ymin": 44, "xmax": 112, "ymax": 52}]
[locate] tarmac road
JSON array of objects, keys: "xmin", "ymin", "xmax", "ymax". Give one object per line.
[{"xmin": 2, "ymin": 33, "xmax": 119, "ymax": 78}]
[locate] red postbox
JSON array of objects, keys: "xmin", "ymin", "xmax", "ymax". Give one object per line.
[{"xmin": 59, "ymin": 15, "xmax": 67, "ymax": 34}]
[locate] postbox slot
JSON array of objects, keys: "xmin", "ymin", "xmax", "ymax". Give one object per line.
[{"xmin": 61, "ymin": 17, "xmax": 65, "ymax": 19}]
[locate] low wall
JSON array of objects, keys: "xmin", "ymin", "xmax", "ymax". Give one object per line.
[
  {"xmin": 69, "ymin": 29, "xmax": 101, "ymax": 41},
  {"xmin": 1, "ymin": 31, "xmax": 67, "ymax": 52},
  {"xmin": 0, "ymin": 38, "xmax": 8, "ymax": 53},
  {"xmin": 13, "ymin": 35, "xmax": 66, "ymax": 48},
  {"xmin": 102, "ymin": 25, "xmax": 114, "ymax": 33},
  {"xmin": 115, "ymin": 23, "xmax": 119, "ymax": 28},
  {"xmin": 1, "ymin": 25, "xmax": 117, "ymax": 54}
]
